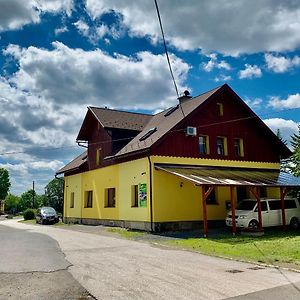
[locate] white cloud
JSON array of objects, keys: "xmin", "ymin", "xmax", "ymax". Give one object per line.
[
  {"xmin": 6, "ymin": 42, "xmax": 190, "ymax": 110},
  {"xmin": 202, "ymin": 54, "xmax": 231, "ymax": 72},
  {"xmin": 36, "ymin": 0, "xmax": 73, "ymax": 17},
  {"xmin": 214, "ymin": 74, "xmax": 232, "ymax": 82},
  {"xmin": 244, "ymin": 97, "xmax": 263, "ymax": 109},
  {"xmin": 264, "ymin": 118, "xmax": 299, "ymax": 146},
  {"xmin": 73, "ymin": 19, "xmax": 124, "ymax": 44},
  {"xmin": 268, "ymin": 94, "xmax": 300, "ymax": 109},
  {"xmin": 86, "ymin": 0, "xmax": 300, "ymax": 55},
  {"xmin": 239, "ymin": 64, "xmax": 262, "ymax": 79},
  {"xmin": 0, "ymin": 0, "xmax": 73, "ymax": 32},
  {"xmin": 73, "ymin": 20, "xmax": 90, "ymax": 37},
  {"xmin": 265, "ymin": 53, "xmax": 300, "ymax": 73},
  {"xmin": 55, "ymin": 26, "xmax": 68, "ymax": 35}
]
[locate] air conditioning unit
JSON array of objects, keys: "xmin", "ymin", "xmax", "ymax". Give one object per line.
[{"xmin": 186, "ymin": 126, "xmax": 197, "ymax": 136}]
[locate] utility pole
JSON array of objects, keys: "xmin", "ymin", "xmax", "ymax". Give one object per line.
[{"xmin": 32, "ymin": 180, "xmax": 35, "ymax": 208}]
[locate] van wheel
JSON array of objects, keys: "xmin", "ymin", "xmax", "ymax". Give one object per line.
[
  {"xmin": 248, "ymin": 220, "xmax": 259, "ymax": 229},
  {"xmin": 290, "ymin": 217, "xmax": 299, "ymax": 229}
]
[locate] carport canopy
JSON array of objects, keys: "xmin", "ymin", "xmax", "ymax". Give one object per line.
[
  {"xmin": 155, "ymin": 164, "xmax": 300, "ymax": 237},
  {"xmin": 154, "ymin": 164, "xmax": 300, "ymax": 187}
]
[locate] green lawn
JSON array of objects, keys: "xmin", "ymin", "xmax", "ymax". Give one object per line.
[
  {"xmin": 107, "ymin": 228, "xmax": 145, "ymax": 239},
  {"xmin": 163, "ymin": 230, "xmax": 300, "ymax": 268}
]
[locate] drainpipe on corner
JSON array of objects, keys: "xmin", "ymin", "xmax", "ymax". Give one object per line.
[{"xmin": 147, "ymin": 155, "xmax": 154, "ymax": 232}]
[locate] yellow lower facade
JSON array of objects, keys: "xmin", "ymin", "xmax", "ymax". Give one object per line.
[{"xmin": 63, "ymin": 155, "xmax": 280, "ymax": 229}]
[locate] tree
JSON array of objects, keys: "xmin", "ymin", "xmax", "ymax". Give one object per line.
[
  {"xmin": 0, "ymin": 168, "xmax": 10, "ymax": 214},
  {"xmin": 4, "ymin": 193, "xmax": 20, "ymax": 214},
  {"xmin": 19, "ymin": 189, "xmax": 42, "ymax": 211},
  {"xmin": 276, "ymin": 128, "xmax": 287, "ymax": 145},
  {"xmin": 0, "ymin": 168, "xmax": 10, "ymax": 200},
  {"xmin": 44, "ymin": 178, "xmax": 64, "ymax": 213},
  {"xmin": 291, "ymin": 125, "xmax": 300, "ymax": 177}
]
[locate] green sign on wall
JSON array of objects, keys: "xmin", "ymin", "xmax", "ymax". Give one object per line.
[{"xmin": 139, "ymin": 183, "xmax": 147, "ymax": 207}]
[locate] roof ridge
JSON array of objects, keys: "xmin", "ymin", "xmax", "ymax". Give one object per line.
[
  {"xmin": 88, "ymin": 106, "xmax": 153, "ymax": 116},
  {"xmin": 192, "ymin": 84, "xmax": 225, "ymax": 100}
]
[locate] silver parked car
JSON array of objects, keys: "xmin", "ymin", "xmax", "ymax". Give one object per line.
[{"xmin": 36, "ymin": 207, "xmax": 59, "ymax": 224}]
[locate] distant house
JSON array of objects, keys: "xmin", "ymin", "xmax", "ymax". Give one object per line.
[{"xmin": 57, "ymin": 84, "xmax": 299, "ymax": 234}]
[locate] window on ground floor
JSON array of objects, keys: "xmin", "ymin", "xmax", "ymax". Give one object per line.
[
  {"xmin": 105, "ymin": 188, "xmax": 116, "ymax": 207},
  {"xmin": 85, "ymin": 190, "xmax": 93, "ymax": 208},
  {"xmin": 131, "ymin": 185, "xmax": 139, "ymax": 207},
  {"xmin": 205, "ymin": 187, "xmax": 218, "ymax": 205},
  {"xmin": 70, "ymin": 192, "xmax": 75, "ymax": 208}
]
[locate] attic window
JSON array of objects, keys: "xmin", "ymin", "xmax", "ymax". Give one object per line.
[
  {"xmin": 164, "ymin": 105, "xmax": 179, "ymax": 117},
  {"xmin": 139, "ymin": 127, "xmax": 157, "ymax": 141},
  {"xmin": 217, "ymin": 102, "xmax": 224, "ymax": 116}
]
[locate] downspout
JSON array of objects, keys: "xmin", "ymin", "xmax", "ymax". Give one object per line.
[{"xmin": 147, "ymin": 155, "xmax": 154, "ymax": 232}]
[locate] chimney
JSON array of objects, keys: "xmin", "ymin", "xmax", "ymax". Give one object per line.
[{"xmin": 178, "ymin": 90, "xmax": 192, "ymax": 104}]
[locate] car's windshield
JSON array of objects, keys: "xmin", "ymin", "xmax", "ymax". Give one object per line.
[
  {"xmin": 41, "ymin": 207, "xmax": 56, "ymax": 214},
  {"xmin": 236, "ymin": 200, "xmax": 256, "ymax": 211}
]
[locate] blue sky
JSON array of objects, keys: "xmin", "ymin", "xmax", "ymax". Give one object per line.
[{"xmin": 0, "ymin": 0, "xmax": 300, "ymax": 195}]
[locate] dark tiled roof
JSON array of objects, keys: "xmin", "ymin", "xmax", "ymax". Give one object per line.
[
  {"xmin": 56, "ymin": 151, "xmax": 87, "ymax": 175},
  {"xmin": 89, "ymin": 107, "xmax": 152, "ymax": 131},
  {"xmin": 110, "ymin": 85, "xmax": 223, "ymax": 158}
]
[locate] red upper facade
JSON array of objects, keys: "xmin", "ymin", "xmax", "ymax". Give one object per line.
[{"xmin": 58, "ymin": 84, "xmax": 291, "ymax": 175}]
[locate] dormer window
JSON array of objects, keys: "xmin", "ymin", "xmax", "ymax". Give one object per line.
[
  {"xmin": 164, "ymin": 105, "xmax": 179, "ymax": 117},
  {"xmin": 217, "ymin": 102, "xmax": 224, "ymax": 117},
  {"xmin": 139, "ymin": 127, "xmax": 157, "ymax": 141}
]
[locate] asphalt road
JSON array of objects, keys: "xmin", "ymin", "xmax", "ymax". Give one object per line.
[
  {"xmin": 0, "ymin": 224, "xmax": 92, "ymax": 300},
  {"xmin": 2, "ymin": 219, "xmax": 300, "ymax": 300}
]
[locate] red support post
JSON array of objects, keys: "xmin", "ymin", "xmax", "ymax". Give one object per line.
[
  {"xmin": 249, "ymin": 187, "xmax": 262, "ymax": 229},
  {"xmin": 201, "ymin": 186, "xmax": 209, "ymax": 238},
  {"xmin": 230, "ymin": 186, "xmax": 237, "ymax": 235},
  {"xmin": 280, "ymin": 187, "xmax": 287, "ymax": 230}
]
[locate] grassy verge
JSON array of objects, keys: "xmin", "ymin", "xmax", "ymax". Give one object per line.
[
  {"xmin": 162, "ymin": 230, "xmax": 300, "ymax": 268},
  {"xmin": 19, "ymin": 219, "xmax": 67, "ymax": 226},
  {"xmin": 107, "ymin": 228, "xmax": 145, "ymax": 239},
  {"xmin": 19, "ymin": 219, "xmax": 36, "ymax": 224}
]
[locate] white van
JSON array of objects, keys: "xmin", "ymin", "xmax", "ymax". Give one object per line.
[{"xmin": 225, "ymin": 198, "xmax": 300, "ymax": 229}]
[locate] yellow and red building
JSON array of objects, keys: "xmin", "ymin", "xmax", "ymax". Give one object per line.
[{"xmin": 57, "ymin": 84, "xmax": 299, "ymax": 233}]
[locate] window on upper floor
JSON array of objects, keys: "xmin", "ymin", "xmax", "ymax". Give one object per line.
[
  {"xmin": 234, "ymin": 138, "xmax": 244, "ymax": 157},
  {"xmin": 216, "ymin": 136, "xmax": 227, "ymax": 156},
  {"xmin": 105, "ymin": 188, "xmax": 116, "ymax": 207},
  {"xmin": 96, "ymin": 148, "xmax": 101, "ymax": 165},
  {"xmin": 199, "ymin": 135, "xmax": 210, "ymax": 155},
  {"xmin": 217, "ymin": 102, "xmax": 224, "ymax": 117},
  {"xmin": 70, "ymin": 192, "xmax": 75, "ymax": 208},
  {"xmin": 85, "ymin": 191, "xmax": 93, "ymax": 208}
]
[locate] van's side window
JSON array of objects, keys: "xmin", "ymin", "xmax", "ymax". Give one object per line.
[
  {"xmin": 268, "ymin": 201, "xmax": 281, "ymax": 210},
  {"xmin": 255, "ymin": 202, "xmax": 268, "ymax": 211},
  {"xmin": 285, "ymin": 200, "xmax": 297, "ymax": 209}
]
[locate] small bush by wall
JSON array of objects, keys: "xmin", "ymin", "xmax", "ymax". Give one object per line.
[{"xmin": 23, "ymin": 208, "xmax": 36, "ymax": 220}]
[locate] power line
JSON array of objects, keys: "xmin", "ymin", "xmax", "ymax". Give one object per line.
[
  {"xmin": 153, "ymin": 0, "xmax": 187, "ymax": 117},
  {"xmin": 153, "ymin": 0, "xmax": 179, "ymax": 99}
]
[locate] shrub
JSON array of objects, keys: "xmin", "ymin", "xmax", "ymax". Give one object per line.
[{"xmin": 23, "ymin": 208, "xmax": 36, "ymax": 220}]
